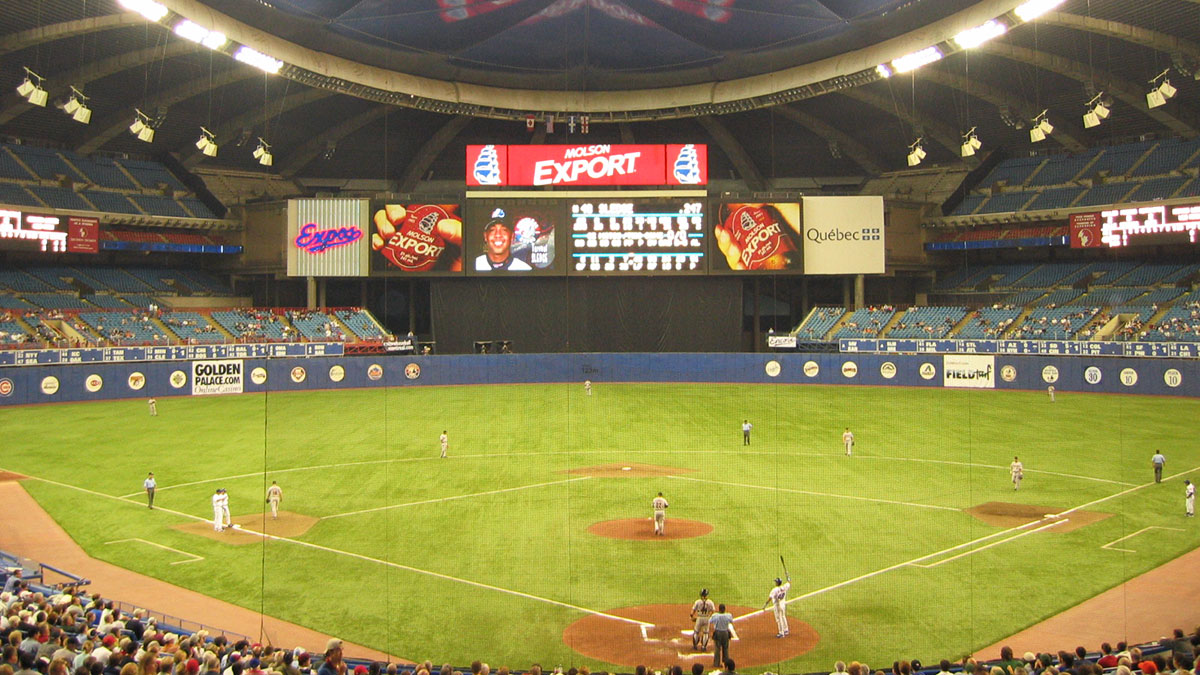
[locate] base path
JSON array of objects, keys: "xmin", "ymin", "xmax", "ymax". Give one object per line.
[
  {"xmin": 0, "ymin": 481, "xmax": 399, "ymax": 663},
  {"xmin": 563, "ymin": 604, "xmax": 818, "ymax": 668},
  {"xmin": 975, "ymin": 542, "xmax": 1200, "ymax": 659}
]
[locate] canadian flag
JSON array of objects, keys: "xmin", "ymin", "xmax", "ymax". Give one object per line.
[{"xmin": 526, "ymin": 114, "xmax": 535, "ymax": 131}]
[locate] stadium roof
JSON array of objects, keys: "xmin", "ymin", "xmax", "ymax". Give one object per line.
[{"xmin": 1, "ymin": 0, "xmax": 1197, "ymax": 188}]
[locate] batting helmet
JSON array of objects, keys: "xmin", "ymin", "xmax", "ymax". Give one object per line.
[
  {"xmin": 700, "ymin": 589, "xmax": 708, "ymax": 597},
  {"xmin": 775, "ymin": 578, "xmax": 782, "ymax": 585}
]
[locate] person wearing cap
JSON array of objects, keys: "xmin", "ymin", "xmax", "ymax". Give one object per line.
[
  {"xmin": 689, "ymin": 589, "xmax": 715, "ymax": 651},
  {"xmin": 212, "ymin": 489, "xmax": 226, "ymax": 532},
  {"xmin": 316, "ymin": 641, "xmax": 344, "ymax": 675},
  {"xmin": 763, "ymin": 573, "xmax": 792, "ymax": 638},
  {"xmin": 708, "ymin": 603, "xmax": 734, "ymax": 668},
  {"xmin": 474, "ymin": 214, "xmax": 531, "ymax": 272},
  {"xmin": 144, "ymin": 473, "xmax": 156, "ymax": 509}
]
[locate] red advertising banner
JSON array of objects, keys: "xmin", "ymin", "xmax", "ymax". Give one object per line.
[
  {"xmin": 1070, "ymin": 212, "xmax": 1103, "ymax": 248},
  {"xmin": 67, "ymin": 216, "xmax": 99, "ymax": 254},
  {"xmin": 466, "ymin": 144, "xmax": 707, "ymax": 187}
]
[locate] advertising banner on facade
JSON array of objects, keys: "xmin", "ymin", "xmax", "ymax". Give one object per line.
[
  {"xmin": 191, "ymin": 359, "xmax": 244, "ymax": 395},
  {"xmin": 942, "ymin": 354, "xmax": 996, "ymax": 388},
  {"xmin": 800, "ymin": 196, "xmax": 884, "ymax": 275},
  {"xmin": 287, "ymin": 199, "xmax": 369, "ymax": 277},
  {"xmin": 466, "ymin": 144, "xmax": 706, "ymax": 187}
]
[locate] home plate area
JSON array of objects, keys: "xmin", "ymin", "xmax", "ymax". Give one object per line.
[{"xmin": 562, "ymin": 604, "xmax": 818, "ymax": 668}]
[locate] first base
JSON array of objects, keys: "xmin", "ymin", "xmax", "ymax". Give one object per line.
[
  {"xmin": 232, "ymin": 524, "xmax": 243, "ymax": 529},
  {"xmin": 622, "ymin": 466, "xmax": 632, "ymax": 471}
]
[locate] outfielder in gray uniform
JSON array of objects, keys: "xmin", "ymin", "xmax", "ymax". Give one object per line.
[{"xmin": 690, "ymin": 589, "xmax": 715, "ymax": 651}]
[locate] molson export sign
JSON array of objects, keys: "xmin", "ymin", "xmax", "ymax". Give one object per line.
[{"xmin": 466, "ymin": 144, "xmax": 707, "ymax": 187}]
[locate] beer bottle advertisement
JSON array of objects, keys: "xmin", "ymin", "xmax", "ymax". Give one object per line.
[{"xmin": 712, "ymin": 202, "xmax": 803, "ymax": 272}]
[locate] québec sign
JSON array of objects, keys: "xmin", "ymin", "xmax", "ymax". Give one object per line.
[{"xmin": 466, "ymin": 144, "xmax": 707, "ymax": 187}]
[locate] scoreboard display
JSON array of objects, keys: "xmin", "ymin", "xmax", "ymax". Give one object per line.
[{"xmin": 567, "ymin": 197, "xmax": 706, "ymax": 275}]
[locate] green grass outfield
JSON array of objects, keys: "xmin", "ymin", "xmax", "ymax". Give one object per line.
[{"xmin": 3, "ymin": 383, "xmax": 1198, "ymax": 672}]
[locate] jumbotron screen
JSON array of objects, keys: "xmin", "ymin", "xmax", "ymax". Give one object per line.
[{"xmin": 566, "ymin": 197, "xmax": 706, "ymax": 275}]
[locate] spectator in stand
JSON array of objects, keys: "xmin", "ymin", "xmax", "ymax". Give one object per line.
[{"xmin": 315, "ymin": 641, "xmax": 342, "ymax": 675}]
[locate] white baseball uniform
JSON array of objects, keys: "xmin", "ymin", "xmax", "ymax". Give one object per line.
[
  {"xmin": 691, "ymin": 597, "xmax": 715, "ymax": 648},
  {"xmin": 148, "ymin": 398, "xmax": 157, "ymax": 416},
  {"xmin": 439, "ymin": 432, "xmax": 448, "ymax": 458},
  {"xmin": 267, "ymin": 484, "xmax": 282, "ymax": 518},
  {"xmin": 843, "ymin": 429, "xmax": 854, "ymax": 456},
  {"xmin": 1010, "ymin": 460, "xmax": 1024, "ymax": 490},
  {"xmin": 212, "ymin": 492, "xmax": 224, "ymax": 531},
  {"xmin": 584, "ymin": 380, "xmax": 591, "ymax": 395},
  {"xmin": 768, "ymin": 579, "xmax": 791, "ymax": 636},
  {"xmin": 652, "ymin": 495, "xmax": 669, "ymax": 535},
  {"xmin": 1186, "ymin": 482, "xmax": 1195, "ymax": 517}
]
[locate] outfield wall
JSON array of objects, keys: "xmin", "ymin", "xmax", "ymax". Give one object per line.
[{"xmin": 0, "ymin": 352, "xmax": 1197, "ymax": 406}]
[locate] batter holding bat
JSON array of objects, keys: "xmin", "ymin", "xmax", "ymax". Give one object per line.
[{"xmin": 765, "ymin": 558, "xmax": 791, "ymax": 638}]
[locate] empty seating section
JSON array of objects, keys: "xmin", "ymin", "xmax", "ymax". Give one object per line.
[
  {"xmin": 1138, "ymin": 287, "xmax": 1186, "ymax": 305},
  {"xmin": 164, "ymin": 232, "xmax": 212, "ymax": 245},
  {"xmin": 950, "ymin": 194, "xmax": 985, "ymax": 215},
  {"xmin": 334, "ymin": 309, "xmax": 389, "ymax": 340},
  {"xmin": 887, "ymin": 306, "xmax": 966, "ymax": 338},
  {"xmin": 161, "ymin": 311, "xmax": 224, "ymax": 343},
  {"xmin": 26, "ymin": 186, "xmax": 92, "ymax": 211},
  {"xmin": 69, "ymin": 155, "xmax": 137, "ymax": 189},
  {"xmin": 976, "ymin": 192, "xmax": 1033, "ymax": 214},
  {"xmin": 286, "ymin": 309, "xmax": 345, "ymax": 341},
  {"xmin": 85, "ymin": 191, "xmax": 141, "ymax": 214},
  {"xmin": 1025, "ymin": 186, "xmax": 1085, "ymax": 211},
  {"xmin": 22, "ymin": 293, "xmax": 90, "ymax": 310},
  {"xmin": 1034, "ymin": 289, "xmax": 1084, "ymax": 306},
  {"xmin": 84, "ymin": 295, "xmax": 131, "ymax": 309},
  {"xmin": 1159, "ymin": 263, "xmax": 1200, "ymax": 284},
  {"xmin": 1075, "ymin": 288, "xmax": 1142, "ymax": 306},
  {"xmin": 1075, "ymin": 182, "xmax": 1137, "ymax": 207},
  {"xmin": 1009, "ymin": 306, "xmax": 1097, "ymax": 339},
  {"xmin": 180, "ymin": 198, "xmax": 217, "ymax": 219},
  {"xmin": 1081, "ymin": 262, "xmax": 1137, "ymax": 284},
  {"xmin": 122, "ymin": 268, "xmax": 179, "ymax": 292},
  {"xmin": 10, "ymin": 145, "xmax": 84, "ymax": 181},
  {"xmin": 795, "ymin": 307, "xmax": 843, "ymax": 340},
  {"xmin": 0, "ymin": 296, "xmax": 36, "ymax": 310},
  {"xmin": 990, "ymin": 264, "xmax": 1040, "ymax": 288},
  {"xmin": 79, "ymin": 311, "xmax": 163, "ymax": 344},
  {"xmin": 0, "ymin": 149, "xmax": 33, "ymax": 180},
  {"xmin": 1132, "ymin": 138, "xmax": 1200, "ymax": 176},
  {"xmin": 114, "ymin": 230, "xmax": 167, "ymax": 243},
  {"xmin": 1028, "ymin": 150, "xmax": 1099, "ymax": 186},
  {"xmin": 210, "ymin": 309, "xmax": 288, "ymax": 341},
  {"xmin": 175, "ymin": 269, "xmax": 231, "ymax": 294},
  {"xmin": 832, "ymin": 307, "xmax": 896, "ymax": 338},
  {"xmin": 120, "ymin": 295, "xmax": 153, "ymax": 309},
  {"xmin": 956, "ymin": 306, "xmax": 1022, "ymax": 338},
  {"xmin": 0, "ymin": 182, "xmax": 38, "ymax": 206},
  {"xmin": 23, "ymin": 268, "xmax": 77, "ymax": 290},
  {"xmin": 1087, "ymin": 141, "xmax": 1156, "ymax": 177},
  {"xmin": 978, "ymin": 156, "xmax": 1043, "ymax": 188},
  {"xmin": 1003, "ymin": 289, "xmax": 1047, "ymax": 306},
  {"xmin": 0, "ymin": 269, "xmax": 56, "ymax": 292},
  {"xmin": 130, "ymin": 194, "xmax": 191, "ymax": 218},
  {"xmin": 121, "ymin": 159, "xmax": 189, "ymax": 192},
  {"xmin": 1127, "ymin": 176, "xmax": 1188, "ymax": 202},
  {"xmin": 936, "ymin": 267, "xmax": 996, "ymax": 290},
  {"xmin": 82, "ymin": 268, "xmax": 155, "ymax": 293},
  {"xmin": 1108, "ymin": 305, "xmax": 1154, "ymax": 321}
]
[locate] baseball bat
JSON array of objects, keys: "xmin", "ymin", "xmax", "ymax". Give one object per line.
[{"xmin": 780, "ymin": 554, "xmax": 789, "ymax": 579}]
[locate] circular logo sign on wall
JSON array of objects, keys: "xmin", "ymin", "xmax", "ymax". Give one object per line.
[
  {"xmin": 405, "ymin": 363, "xmax": 422, "ymax": 380},
  {"xmin": 919, "ymin": 363, "xmax": 936, "ymax": 380},
  {"xmin": 127, "ymin": 372, "xmax": 145, "ymax": 391},
  {"xmin": 290, "ymin": 366, "xmax": 307, "ymax": 384},
  {"xmin": 0, "ymin": 378, "xmax": 13, "ymax": 397},
  {"xmin": 840, "ymin": 361, "xmax": 858, "ymax": 378},
  {"xmin": 251, "ymin": 367, "xmax": 268, "ymax": 385},
  {"xmin": 764, "ymin": 360, "xmax": 781, "ymax": 377},
  {"xmin": 802, "ymin": 361, "xmax": 819, "ymax": 378},
  {"xmin": 1041, "ymin": 365, "xmax": 1059, "ymax": 384},
  {"xmin": 85, "ymin": 374, "xmax": 103, "ymax": 393},
  {"xmin": 41, "ymin": 376, "xmax": 60, "ymax": 395},
  {"xmin": 879, "ymin": 362, "xmax": 897, "ymax": 379},
  {"xmin": 1119, "ymin": 368, "xmax": 1138, "ymax": 387},
  {"xmin": 1000, "ymin": 365, "xmax": 1017, "ymax": 382},
  {"xmin": 367, "ymin": 364, "xmax": 384, "ymax": 381},
  {"xmin": 170, "ymin": 370, "xmax": 187, "ymax": 389},
  {"xmin": 329, "ymin": 365, "xmax": 346, "ymax": 383},
  {"xmin": 1164, "ymin": 368, "xmax": 1182, "ymax": 388},
  {"xmin": 1083, "ymin": 366, "xmax": 1102, "ymax": 385}
]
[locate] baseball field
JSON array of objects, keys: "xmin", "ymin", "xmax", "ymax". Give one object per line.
[{"xmin": 3, "ymin": 382, "xmax": 1198, "ymax": 673}]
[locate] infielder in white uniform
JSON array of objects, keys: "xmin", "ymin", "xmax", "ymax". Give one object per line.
[
  {"xmin": 439, "ymin": 431, "xmax": 448, "ymax": 458},
  {"xmin": 266, "ymin": 481, "xmax": 283, "ymax": 519},
  {"xmin": 212, "ymin": 489, "xmax": 225, "ymax": 531},
  {"xmin": 652, "ymin": 492, "xmax": 669, "ymax": 535},
  {"xmin": 1010, "ymin": 456, "xmax": 1024, "ymax": 490},
  {"xmin": 765, "ymin": 575, "xmax": 791, "ymax": 637},
  {"xmin": 218, "ymin": 488, "xmax": 232, "ymax": 530},
  {"xmin": 584, "ymin": 380, "xmax": 592, "ymax": 396},
  {"xmin": 1186, "ymin": 480, "xmax": 1195, "ymax": 517},
  {"xmin": 842, "ymin": 427, "xmax": 854, "ymax": 456},
  {"xmin": 690, "ymin": 589, "xmax": 715, "ymax": 651},
  {"xmin": 1047, "ymin": 385, "xmax": 1055, "ymax": 402}
]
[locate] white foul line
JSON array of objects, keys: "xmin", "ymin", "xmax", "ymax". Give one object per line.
[
  {"xmin": 668, "ymin": 475, "xmax": 961, "ymax": 512},
  {"xmin": 104, "ymin": 538, "xmax": 203, "ymax": 565},
  {"xmin": 1100, "ymin": 526, "xmax": 1186, "ymax": 553},
  {"xmin": 27, "ymin": 474, "xmax": 649, "ymax": 629},
  {"xmin": 909, "ymin": 518, "xmax": 1069, "ymax": 568},
  {"xmin": 323, "ymin": 477, "xmax": 592, "ymax": 520}
]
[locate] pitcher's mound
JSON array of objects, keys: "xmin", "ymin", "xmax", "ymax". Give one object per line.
[
  {"xmin": 173, "ymin": 512, "xmax": 318, "ymax": 543},
  {"xmin": 568, "ymin": 463, "xmax": 695, "ymax": 478},
  {"xmin": 966, "ymin": 502, "xmax": 1112, "ymax": 533},
  {"xmin": 588, "ymin": 518, "xmax": 713, "ymax": 540},
  {"xmin": 563, "ymin": 604, "xmax": 818, "ymax": 667}
]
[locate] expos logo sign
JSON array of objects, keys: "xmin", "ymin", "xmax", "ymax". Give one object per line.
[{"xmin": 294, "ymin": 222, "xmax": 363, "ymax": 254}]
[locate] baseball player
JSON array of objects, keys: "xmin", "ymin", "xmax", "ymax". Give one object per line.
[
  {"xmin": 1185, "ymin": 480, "xmax": 1194, "ymax": 517},
  {"xmin": 219, "ymin": 488, "xmax": 232, "ymax": 530},
  {"xmin": 212, "ymin": 489, "xmax": 225, "ymax": 532},
  {"xmin": 148, "ymin": 397, "xmax": 157, "ymax": 416},
  {"xmin": 764, "ymin": 574, "xmax": 791, "ymax": 637},
  {"xmin": 842, "ymin": 427, "xmax": 854, "ymax": 456},
  {"xmin": 742, "ymin": 420, "xmax": 752, "ymax": 446},
  {"xmin": 652, "ymin": 492, "xmax": 669, "ymax": 535},
  {"xmin": 690, "ymin": 589, "xmax": 715, "ymax": 650},
  {"xmin": 266, "ymin": 481, "xmax": 283, "ymax": 519},
  {"xmin": 1047, "ymin": 385, "xmax": 1055, "ymax": 402},
  {"xmin": 584, "ymin": 380, "xmax": 592, "ymax": 396},
  {"xmin": 1010, "ymin": 456, "xmax": 1024, "ymax": 490},
  {"xmin": 144, "ymin": 472, "xmax": 156, "ymax": 509},
  {"xmin": 439, "ymin": 431, "xmax": 448, "ymax": 458}
]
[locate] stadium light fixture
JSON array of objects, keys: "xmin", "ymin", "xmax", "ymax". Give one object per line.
[
  {"xmin": 234, "ymin": 47, "xmax": 283, "ymax": 75},
  {"xmin": 1147, "ymin": 69, "xmax": 1177, "ymax": 109},
  {"xmin": 129, "ymin": 109, "xmax": 155, "ymax": 143},
  {"xmin": 253, "ymin": 138, "xmax": 273, "ymax": 166},
  {"xmin": 1029, "ymin": 110, "xmax": 1053, "ymax": 142},
  {"xmin": 173, "ymin": 19, "xmax": 227, "ymax": 50},
  {"xmin": 1014, "ymin": 0, "xmax": 1066, "ymax": 22},
  {"xmin": 1082, "ymin": 92, "xmax": 1110, "ymax": 129},
  {"xmin": 16, "ymin": 67, "xmax": 48, "ymax": 107},
  {"xmin": 891, "ymin": 46, "xmax": 942, "ymax": 74},
  {"xmin": 62, "ymin": 86, "xmax": 91, "ymax": 124},
  {"xmin": 195, "ymin": 127, "xmax": 218, "ymax": 157},
  {"xmin": 960, "ymin": 127, "xmax": 982, "ymax": 158},
  {"xmin": 954, "ymin": 20, "xmax": 1007, "ymax": 49},
  {"xmin": 875, "ymin": 64, "xmax": 893, "ymax": 79},
  {"xmin": 906, "ymin": 138, "xmax": 926, "ymax": 167},
  {"xmin": 117, "ymin": 0, "xmax": 168, "ymax": 22}
]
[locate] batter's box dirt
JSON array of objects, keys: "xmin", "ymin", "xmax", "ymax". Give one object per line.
[
  {"xmin": 172, "ymin": 511, "xmax": 318, "ymax": 544},
  {"xmin": 568, "ymin": 463, "xmax": 695, "ymax": 478},
  {"xmin": 588, "ymin": 518, "xmax": 713, "ymax": 540},
  {"xmin": 966, "ymin": 502, "xmax": 1112, "ymax": 533},
  {"xmin": 0, "ymin": 471, "xmax": 28, "ymax": 483},
  {"xmin": 563, "ymin": 604, "xmax": 818, "ymax": 668}
]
